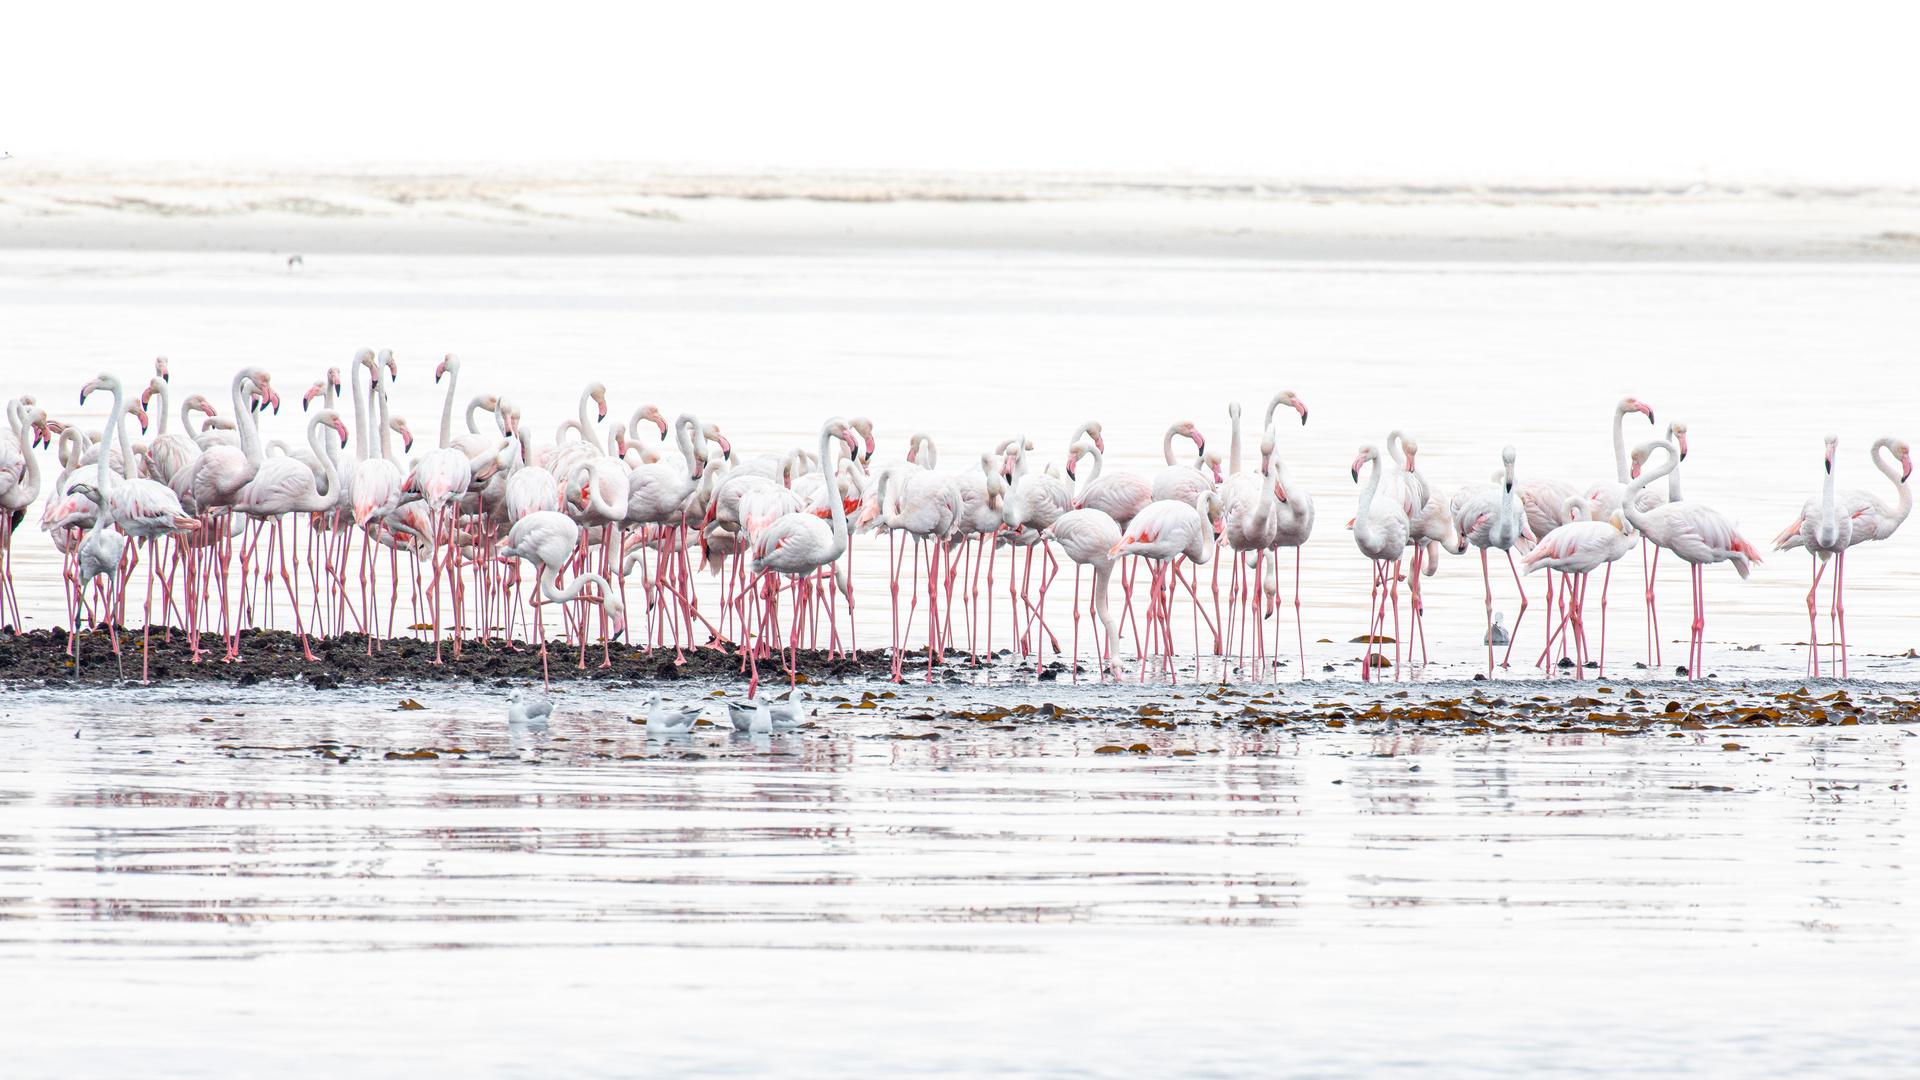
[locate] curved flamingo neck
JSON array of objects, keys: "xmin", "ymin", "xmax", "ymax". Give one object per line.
[
  {"xmin": 231, "ymin": 370, "xmax": 268, "ymax": 470},
  {"xmin": 1623, "ymin": 444, "xmax": 1676, "ymax": 533},
  {"xmin": 576, "ymin": 387, "xmax": 601, "ymax": 455},
  {"xmin": 1354, "ymin": 451, "xmax": 1385, "ymax": 551},
  {"xmin": 92, "ymin": 377, "xmax": 126, "ymax": 491},
  {"xmin": 151, "ymin": 379, "xmax": 171, "ymax": 436},
  {"xmin": 307, "ymin": 413, "xmax": 341, "ymax": 508},
  {"xmin": 1870, "ymin": 439, "xmax": 1913, "ymax": 528},
  {"xmin": 674, "ymin": 414, "xmax": 702, "ymax": 479},
  {"xmin": 819, "ymin": 423, "xmax": 849, "ymax": 560},
  {"xmin": 1074, "ymin": 444, "xmax": 1104, "ymax": 501}
]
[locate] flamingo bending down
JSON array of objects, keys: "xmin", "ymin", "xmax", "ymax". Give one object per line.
[
  {"xmin": 1521, "ymin": 499, "xmax": 1635, "ymax": 678},
  {"xmin": 1623, "ymin": 439, "xmax": 1760, "ymax": 679},
  {"xmin": 1109, "ymin": 489, "xmax": 1220, "ymax": 680},
  {"xmin": 499, "ymin": 509, "xmax": 627, "ymax": 687},
  {"xmin": 1048, "ymin": 505, "xmax": 1122, "ymax": 679}
]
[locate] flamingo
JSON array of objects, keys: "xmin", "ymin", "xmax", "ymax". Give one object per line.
[
  {"xmin": 1046, "ymin": 503, "xmax": 1122, "ymax": 679},
  {"xmin": 1351, "ymin": 444, "xmax": 1410, "ymax": 682},
  {"xmin": 234, "ymin": 409, "xmax": 350, "ymax": 662},
  {"xmin": 499, "ymin": 510, "xmax": 627, "ymax": 687},
  {"xmin": 1772, "ymin": 435, "xmax": 1913, "ymax": 678},
  {"xmin": 1448, "ymin": 446, "xmax": 1531, "ymax": 676},
  {"xmin": 1622, "ymin": 438, "xmax": 1760, "ymax": 679},
  {"xmin": 1149, "ymin": 420, "xmax": 1215, "ymax": 503},
  {"xmin": 74, "ymin": 373, "xmax": 204, "ymax": 681},
  {"xmin": 1522, "ymin": 498, "xmax": 1635, "ymax": 677},
  {"xmin": 747, "ymin": 418, "xmax": 860, "ymax": 693},
  {"xmin": 1109, "ymin": 489, "xmax": 1220, "ymax": 680}
]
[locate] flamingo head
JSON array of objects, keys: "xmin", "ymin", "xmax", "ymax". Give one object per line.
[
  {"xmin": 65, "ymin": 482, "xmax": 102, "ymax": 507},
  {"xmin": 188, "ymin": 395, "xmax": 217, "ymax": 420},
  {"xmin": 303, "ymin": 381, "xmax": 327, "ymax": 411},
  {"xmin": 705, "ymin": 424, "xmax": 732, "ymax": 460},
  {"xmin": 1668, "ymin": 422, "xmax": 1689, "ymax": 460},
  {"xmin": 1897, "ymin": 440, "xmax": 1915, "ymax": 481},
  {"xmin": 392, "ymin": 418, "xmax": 416, "ymax": 453},
  {"xmin": 1064, "ymin": 444, "xmax": 1081, "ymax": 481},
  {"xmin": 1174, "ymin": 420, "xmax": 1205, "ymax": 455},
  {"xmin": 603, "ymin": 595, "xmax": 627, "ymax": 638},
  {"xmin": 1350, "ymin": 445, "xmax": 1377, "ymax": 482},
  {"xmin": 78, "ymin": 374, "xmax": 113, "ymax": 405},
  {"xmin": 633, "ymin": 403, "xmax": 668, "ymax": 440},
  {"xmin": 155, "ymin": 355, "xmax": 170, "ymax": 383},
  {"xmin": 1205, "ymin": 448, "xmax": 1224, "ymax": 485},
  {"xmin": 1278, "ymin": 391, "xmax": 1310, "ymax": 425},
  {"xmin": 327, "ymin": 413, "xmax": 350, "ymax": 448},
  {"xmin": 849, "ymin": 416, "xmax": 877, "ymax": 462},
  {"xmin": 1623, "ymin": 396, "xmax": 1654, "ymax": 424},
  {"xmin": 588, "ymin": 382, "xmax": 608, "ymax": 421},
  {"xmin": 128, "ymin": 401, "xmax": 150, "ymax": 435},
  {"xmin": 328, "ymin": 366, "xmax": 343, "ymax": 393},
  {"xmin": 434, "ymin": 354, "xmax": 455, "ymax": 383},
  {"xmin": 379, "ymin": 349, "xmax": 399, "ymax": 383},
  {"xmin": 838, "ymin": 425, "xmax": 861, "ymax": 463},
  {"xmin": 1824, "ymin": 433, "xmax": 1838, "ymax": 474},
  {"xmin": 1083, "ymin": 420, "xmax": 1105, "ymax": 453},
  {"xmin": 1273, "ymin": 476, "xmax": 1288, "ymax": 504}
]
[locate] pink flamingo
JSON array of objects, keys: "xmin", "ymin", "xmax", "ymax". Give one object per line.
[
  {"xmin": 1047, "ymin": 503, "xmax": 1122, "ymax": 679},
  {"xmin": 1350, "ymin": 444, "xmax": 1410, "ymax": 681},
  {"xmin": 1108, "ymin": 489, "xmax": 1219, "ymax": 680},
  {"xmin": 234, "ymin": 409, "xmax": 349, "ymax": 661},
  {"xmin": 1522, "ymin": 499, "xmax": 1634, "ymax": 678},
  {"xmin": 1774, "ymin": 435, "xmax": 1912, "ymax": 677},
  {"xmin": 747, "ymin": 418, "xmax": 859, "ymax": 694},
  {"xmin": 1448, "ymin": 446, "xmax": 1530, "ymax": 676},
  {"xmin": 499, "ymin": 510, "xmax": 627, "ymax": 688},
  {"xmin": 1622, "ymin": 438, "xmax": 1760, "ymax": 679}
]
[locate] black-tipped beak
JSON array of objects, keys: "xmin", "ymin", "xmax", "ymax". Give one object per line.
[
  {"xmin": 162, "ymin": 373, "xmax": 170, "ymax": 383},
  {"xmin": 1065, "ymin": 465, "xmax": 1076, "ymax": 481},
  {"xmin": 1350, "ymin": 468, "xmax": 1359, "ymax": 482},
  {"xmin": 1825, "ymin": 460, "xmax": 1832, "ymax": 474},
  {"xmin": 1646, "ymin": 410, "xmax": 1655, "ymax": 424},
  {"xmin": 659, "ymin": 430, "xmax": 668, "ymax": 442},
  {"xmin": 1300, "ymin": 410, "xmax": 1308, "ymax": 426}
]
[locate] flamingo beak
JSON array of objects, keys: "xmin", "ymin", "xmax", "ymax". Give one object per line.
[
  {"xmin": 1677, "ymin": 434, "xmax": 1689, "ymax": 460},
  {"xmin": 1637, "ymin": 402, "xmax": 1654, "ymax": 422},
  {"xmin": 1630, "ymin": 461, "xmax": 1642, "ymax": 479},
  {"xmin": 1903, "ymin": 453, "xmax": 1914, "ymax": 482},
  {"xmin": 333, "ymin": 419, "xmax": 350, "ymax": 445},
  {"xmin": 1065, "ymin": 462, "xmax": 1076, "ymax": 480},
  {"xmin": 1295, "ymin": 399, "xmax": 1310, "ymax": 425}
]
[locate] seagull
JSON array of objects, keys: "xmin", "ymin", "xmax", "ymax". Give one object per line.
[
  {"xmin": 1485, "ymin": 611, "xmax": 1509, "ymax": 646},
  {"xmin": 507, "ymin": 687, "xmax": 552, "ymax": 728},
  {"xmin": 645, "ymin": 693, "xmax": 701, "ymax": 734},
  {"xmin": 726, "ymin": 697, "xmax": 805, "ymax": 732}
]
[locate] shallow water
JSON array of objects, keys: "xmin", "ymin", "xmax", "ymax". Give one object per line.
[
  {"xmin": 2, "ymin": 250, "xmax": 1918, "ymax": 683},
  {"xmin": 0, "ymin": 681, "xmax": 1914, "ymax": 1077}
]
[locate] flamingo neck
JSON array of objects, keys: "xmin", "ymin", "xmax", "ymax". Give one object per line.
[
  {"xmin": 1612, "ymin": 405, "xmax": 1631, "ymax": 484},
  {"xmin": 1354, "ymin": 453, "xmax": 1383, "ymax": 549},
  {"xmin": 351, "ymin": 360, "xmax": 369, "ymax": 462},
  {"xmin": 1228, "ymin": 406, "xmax": 1241, "ymax": 477},
  {"xmin": 819, "ymin": 425, "xmax": 848, "ymax": 559},
  {"xmin": 438, "ymin": 360, "xmax": 458, "ymax": 449},
  {"xmin": 232, "ymin": 371, "xmax": 266, "ymax": 470},
  {"xmin": 152, "ymin": 380, "xmax": 171, "ymax": 436}
]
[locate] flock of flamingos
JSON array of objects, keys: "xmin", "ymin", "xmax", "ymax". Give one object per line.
[{"xmin": 2, "ymin": 353, "xmax": 1910, "ymax": 691}]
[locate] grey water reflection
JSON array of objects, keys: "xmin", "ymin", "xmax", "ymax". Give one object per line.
[{"xmin": 0, "ymin": 684, "xmax": 1914, "ymax": 1077}]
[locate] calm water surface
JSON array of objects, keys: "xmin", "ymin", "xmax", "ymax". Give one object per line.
[{"xmin": 1, "ymin": 682, "xmax": 1914, "ymax": 1077}]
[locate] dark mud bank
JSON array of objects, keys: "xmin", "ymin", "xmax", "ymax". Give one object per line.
[{"xmin": 0, "ymin": 627, "xmax": 1057, "ymax": 688}]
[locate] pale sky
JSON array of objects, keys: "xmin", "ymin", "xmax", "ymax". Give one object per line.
[{"xmin": 6, "ymin": 0, "xmax": 1918, "ymax": 183}]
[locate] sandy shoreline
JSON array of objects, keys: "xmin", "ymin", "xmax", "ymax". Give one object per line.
[{"xmin": 5, "ymin": 165, "xmax": 1920, "ymax": 260}]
